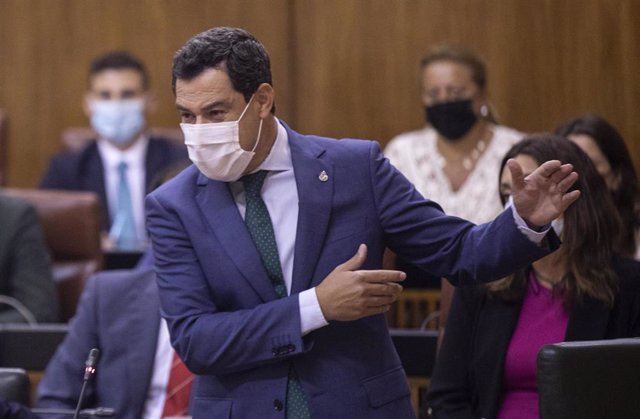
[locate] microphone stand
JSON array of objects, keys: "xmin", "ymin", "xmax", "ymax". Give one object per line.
[
  {"xmin": 32, "ymin": 348, "xmax": 114, "ymax": 418},
  {"xmin": 72, "ymin": 348, "xmax": 100, "ymax": 419},
  {"xmin": 31, "ymin": 407, "xmax": 115, "ymax": 418}
]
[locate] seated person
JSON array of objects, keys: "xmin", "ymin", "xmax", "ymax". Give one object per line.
[
  {"xmin": 40, "ymin": 51, "xmax": 187, "ymax": 250},
  {"xmin": 0, "ymin": 193, "xmax": 58, "ymax": 323},
  {"xmin": 555, "ymin": 114, "xmax": 640, "ymax": 259},
  {"xmin": 425, "ymin": 134, "xmax": 640, "ymax": 419},
  {"xmin": 36, "ymin": 252, "xmax": 193, "ymax": 419}
]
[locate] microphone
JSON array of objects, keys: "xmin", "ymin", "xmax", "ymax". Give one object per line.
[
  {"xmin": 32, "ymin": 348, "xmax": 114, "ymax": 418},
  {"xmin": 74, "ymin": 348, "xmax": 100, "ymax": 419},
  {"xmin": 83, "ymin": 348, "xmax": 100, "ymax": 380},
  {"xmin": 31, "ymin": 407, "xmax": 115, "ymax": 418}
]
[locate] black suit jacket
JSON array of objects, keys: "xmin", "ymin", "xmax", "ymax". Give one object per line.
[
  {"xmin": 40, "ymin": 137, "xmax": 187, "ymax": 230},
  {"xmin": 425, "ymin": 257, "xmax": 640, "ymax": 419}
]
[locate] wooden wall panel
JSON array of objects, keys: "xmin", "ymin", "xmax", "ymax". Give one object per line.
[
  {"xmin": 0, "ymin": 0, "xmax": 292, "ymax": 187},
  {"xmin": 1, "ymin": 0, "xmax": 639, "ymax": 187},
  {"xmin": 292, "ymin": 0, "xmax": 640, "ymax": 169}
]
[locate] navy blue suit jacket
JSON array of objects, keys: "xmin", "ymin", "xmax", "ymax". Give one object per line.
[
  {"xmin": 40, "ymin": 137, "xmax": 187, "ymax": 230},
  {"xmin": 36, "ymin": 258, "xmax": 161, "ymax": 419},
  {"xmin": 145, "ymin": 122, "xmax": 553, "ymax": 419}
]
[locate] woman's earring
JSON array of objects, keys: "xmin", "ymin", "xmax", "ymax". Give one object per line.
[{"xmin": 480, "ymin": 104, "xmax": 489, "ymax": 118}]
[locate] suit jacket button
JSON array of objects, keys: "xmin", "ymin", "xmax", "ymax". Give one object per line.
[{"xmin": 273, "ymin": 399, "xmax": 284, "ymax": 411}]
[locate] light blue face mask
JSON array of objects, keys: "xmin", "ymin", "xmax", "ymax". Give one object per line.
[{"xmin": 90, "ymin": 99, "xmax": 145, "ymax": 145}]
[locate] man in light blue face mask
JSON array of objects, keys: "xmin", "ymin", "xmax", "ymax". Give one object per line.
[{"xmin": 40, "ymin": 51, "xmax": 188, "ymax": 251}]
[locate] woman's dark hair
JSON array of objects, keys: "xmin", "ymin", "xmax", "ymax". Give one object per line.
[
  {"xmin": 489, "ymin": 133, "xmax": 621, "ymax": 306},
  {"xmin": 171, "ymin": 27, "xmax": 275, "ymax": 113},
  {"xmin": 555, "ymin": 114, "xmax": 639, "ymax": 256}
]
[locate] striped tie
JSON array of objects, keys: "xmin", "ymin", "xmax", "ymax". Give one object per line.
[
  {"xmin": 242, "ymin": 171, "xmax": 311, "ymax": 419},
  {"xmin": 161, "ymin": 352, "xmax": 194, "ymax": 417}
]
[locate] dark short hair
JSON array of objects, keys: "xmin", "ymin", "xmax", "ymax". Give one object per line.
[
  {"xmin": 555, "ymin": 114, "xmax": 639, "ymax": 256},
  {"xmin": 172, "ymin": 27, "xmax": 274, "ymax": 112},
  {"xmin": 88, "ymin": 51, "xmax": 149, "ymax": 90},
  {"xmin": 490, "ymin": 134, "xmax": 621, "ymax": 306},
  {"xmin": 420, "ymin": 44, "xmax": 487, "ymax": 90}
]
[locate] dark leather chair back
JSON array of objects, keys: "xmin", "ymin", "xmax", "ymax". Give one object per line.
[
  {"xmin": 537, "ymin": 338, "xmax": 640, "ymax": 419},
  {"xmin": 2, "ymin": 188, "xmax": 102, "ymax": 321},
  {"xmin": 0, "ymin": 368, "xmax": 30, "ymax": 406}
]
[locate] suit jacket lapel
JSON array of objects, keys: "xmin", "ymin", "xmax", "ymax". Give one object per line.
[
  {"xmin": 287, "ymin": 127, "xmax": 333, "ymax": 294},
  {"xmin": 195, "ymin": 176, "xmax": 277, "ymax": 302},
  {"xmin": 565, "ymin": 295, "xmax": 610, "ymax": 341},
  {"xmin": 475, "ymin": 297, "xmax": 521, "ymax": 418},
  {"xmin": 84, "ymin": 143, "xmax": 109, "ymax": 228}
]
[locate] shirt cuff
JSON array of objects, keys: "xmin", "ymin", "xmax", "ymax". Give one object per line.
[
  {"xmin": 299, "ymin": 287, "xmax": 329, "ymax": 336},
  {"xmin": 507, "ymin": 196, "xmax": 550, "ymax": 245}
]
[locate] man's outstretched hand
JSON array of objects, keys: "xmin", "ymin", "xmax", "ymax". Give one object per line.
[
  {"xmin": 316, "ymin": 244, "xmax": 405, "ymax": 321},
  {"xmin": 509, "ymin": 159, "xmax": 581, "ymax": 228}
]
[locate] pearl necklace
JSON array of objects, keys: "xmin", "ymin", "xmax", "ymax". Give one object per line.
[
  {"xmin": 436, "ymin": 127, "xmax": 492, "ymax": 171},
  {"xmin": 462, "ymin": 139, "xmax": 486, "ymax": 171}
]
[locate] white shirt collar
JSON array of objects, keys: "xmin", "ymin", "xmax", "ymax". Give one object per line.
[
  {"xmin": 255, "ymin": 118, "xmax": 292, "ymax": 172},
  {"xmin": 97, "ymin": 134, "xmax": 150, "ymax": 169}
]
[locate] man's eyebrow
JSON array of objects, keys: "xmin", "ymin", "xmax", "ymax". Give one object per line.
[{"xmin": 175, "ymin": 99, "xmax": 231, "ymax": 113}]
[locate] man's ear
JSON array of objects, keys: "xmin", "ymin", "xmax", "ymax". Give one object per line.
[
  {"xmin": 82, "ymin": 93, "xmax": 92, "ymax": 118},
  {"xmin": 254, "ymin": 83, "xmax": 274, "ymax": 118}
]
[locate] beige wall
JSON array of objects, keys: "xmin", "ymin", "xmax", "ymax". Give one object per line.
[{"xmin": 1, "ymin": 0, "xmax": 639, "ymax": 187}]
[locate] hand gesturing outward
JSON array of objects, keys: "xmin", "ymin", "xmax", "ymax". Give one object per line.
[
  {"xmin": 508, "ymin": 159, "xmax": 580, "ymax": 228},
  {"xmin": 316, "ymin": 244, "xmax": 405, "ymax": 321}
]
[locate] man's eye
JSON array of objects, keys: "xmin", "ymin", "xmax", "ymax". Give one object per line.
[
  {"xmin": 208, "ymin": 110, "xmax": 225, "ymax": 118},
  {"xmin": 180, "ymin": 113, "xmax": 194, "ymax": 123}
]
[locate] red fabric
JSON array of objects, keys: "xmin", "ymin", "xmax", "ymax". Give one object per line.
[{"xmin": 161, "ymin": 352, "xmax": 194, "ymax": 417}]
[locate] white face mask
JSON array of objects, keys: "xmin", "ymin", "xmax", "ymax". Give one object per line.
[
  {"xmin": 551, "ymin": 218, "xmax": 564, "ymax": 237},
  {"xmin": 90, "ymin": 99, "xmax": 146, "ymax": 145},
  {"xmin": 181, "ymin": 96, "xmax": 263, "ymax": 182}
]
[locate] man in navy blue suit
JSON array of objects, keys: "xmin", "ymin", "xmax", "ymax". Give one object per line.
[
  {"xmin": 40, "ymin": 52, "xmax": 187, "ymax": 249},
  {"xmin": 35, "ymin": 252, "xmax": 180, "ymax": 419},
  {"xmin": 146, "ymin": 27, "xmax": 580, "ymax": 418}
]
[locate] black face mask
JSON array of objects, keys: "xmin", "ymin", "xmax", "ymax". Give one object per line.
[{"xmin": 425, "ymin": 99, "xmax": 478, "ymax": 140}]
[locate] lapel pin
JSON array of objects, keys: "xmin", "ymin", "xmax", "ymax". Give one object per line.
[{"xmin": 318, "ymin": 170, "xmax": 329, "ymax": 182}]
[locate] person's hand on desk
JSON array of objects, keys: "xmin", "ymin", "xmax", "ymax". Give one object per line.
[
  {"xmin": 509, "ymin": 159, "xmax": 580, "ymax": 229},
  {"xmin": 316, "ymin": 244, "xmax": 405, "ymax": 321}
]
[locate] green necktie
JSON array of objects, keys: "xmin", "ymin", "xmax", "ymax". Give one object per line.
[{"xmin": 242, "ymin": 170, "xmax": 311, "ymax": 419}]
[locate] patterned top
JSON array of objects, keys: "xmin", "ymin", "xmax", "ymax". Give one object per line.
[{"xmin": 385, "ymin": 125, "xmax": 523, "ymax": 224}]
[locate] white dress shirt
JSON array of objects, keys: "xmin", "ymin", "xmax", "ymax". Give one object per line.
[
  {"xmin": 229, "ymin": 119, "xmax": 328, "ymax": 335},
  {"xmin": 140, "ymin": 320, "xmax": 173, "ymax": 419},
  {"xmin": 97, "ymin": 135, "xmax": 149, "ymax": 244}
]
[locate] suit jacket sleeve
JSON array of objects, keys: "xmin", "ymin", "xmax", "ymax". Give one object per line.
[
  {"xmin": 146, "ymin": 191, "xmax": 306, "ymax": 376},
  {"xmin": 0, "ymin": 199, "xmax": 58, "ymax": 323},
  {"xmin": 370, "ymin": 141, "xmax": 552, "ymax": 284},
  {"xmin": 40, "ymin": 152, "xmax": 78, "ymax": 189},
  {"xmin": 424, "ymin": 287, "xmax": 479, "ymax": 419},
  {"xmin": 36, "ymin": 275, "xmax": 100, "ymax": 413}
]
